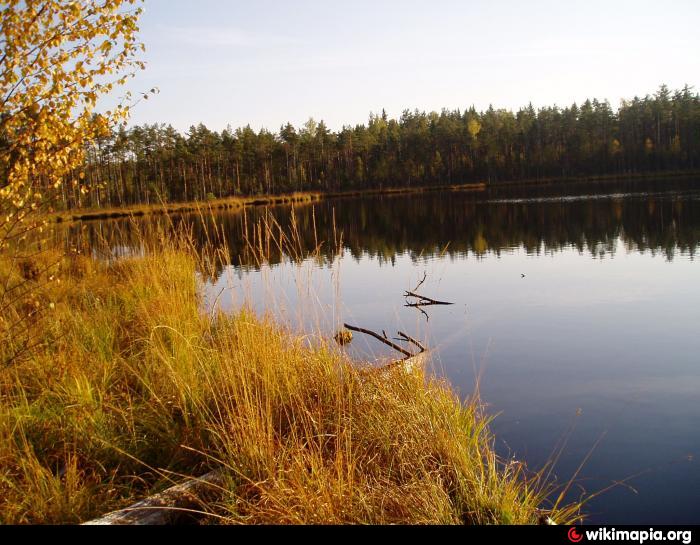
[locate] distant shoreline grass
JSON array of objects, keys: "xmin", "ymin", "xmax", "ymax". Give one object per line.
[
  {"xmin": 48, "ymin": 182, "xmax": 487, "ymax": 224},
  {"xmin": 45, "ymin": 169, "xmax": 700, "ymax": 225},
  {"xmin": 0, "ymin": 231, "xmax": 582, "ymax": 525}
]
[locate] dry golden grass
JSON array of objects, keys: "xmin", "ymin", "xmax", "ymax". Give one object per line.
[
  {"xmin": 46, "ymin": 182, "xmax": 488, "ymax": 224},
  {"xmin": 0, "ymin": 231, "xmax": 581, "ymax": 525},
  {"xmin": 49, "ymin": 191, "xmax": 325, "ymax": 223}
]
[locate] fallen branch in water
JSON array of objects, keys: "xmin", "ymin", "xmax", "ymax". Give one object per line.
[
  {"xmin": 408, "ymin": 303, "xmax": 431, "ymax": 322},
  {"xmin": 343, "ymin": 323, "xmax": 414, "ymax": 358},
  {"xmin": 404, "ymin": 290, "xmax": 454, "ymax": 306},
  {"xmin": 343, "ymin": 323, "xmax": 429, "ymax": 374},
  {"xmin": 396, "ymin": 331, "xmax": 426, "ymax": 353},
  {"xmin": 413, "ymin": 271, "xmax": 428, "ymax": 292}
]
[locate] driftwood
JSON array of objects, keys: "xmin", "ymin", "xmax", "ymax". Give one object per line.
[
  {"xmin": 404, "ymin": 277, "xmax": 454, "ymax": 322},
  {"xmin": 343, "ymin": 323, "xmax": 428, "ymax": 374},
  {"xmin": 83, "ymin": 469, "xmax": 225, "ymax": 525},
  {"xmin": 409, "ymin": 302, "xmax": 431, "ymax": 321},
  {"xmin": 385, "ymin": 348, "xmax": 428, "ymax": 373},
  {"xmin": 343, "ymin": 324, "xmax": 415, "ymax": 358},
  {"xmin": 413, "ymin": 271, "xmax": 428, "ymax": 292},
  {"xmin": 404, "ymin": 272, "xmax": 454, "ymax": 307},
  {"xmin": 396, "ymin": 330, "xmax": 426, "ymax": 352},
  {"xmin": 404, "ymin": 290, "xmax": 454, "ymax": 306}
]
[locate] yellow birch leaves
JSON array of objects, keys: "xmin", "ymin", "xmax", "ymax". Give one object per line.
[{"xmin": 0, "ymin": 0, "xmax": 145, "ymax": 228}]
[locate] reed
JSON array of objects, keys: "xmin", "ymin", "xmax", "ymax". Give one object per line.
[
  {"xmin": 0, "ymin": 217, "xmax": 582, "ymax": 525},
  {"xmin": 46, "ymin": 182, "xmax": 487, "ymax": 225}
]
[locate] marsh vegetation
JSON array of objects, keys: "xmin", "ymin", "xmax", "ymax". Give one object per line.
[{"xmin": 0, "ymin": 227, "xmax": 582, "ymax": 524}]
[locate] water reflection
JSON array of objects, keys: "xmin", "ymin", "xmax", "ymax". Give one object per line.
[
  {"xmin": 56, "ymin": 178, "xmax": 700, "ymax": 277},
  {"xmin": 50, "ymin": 178, "xmax": 700, "ymax": 524}
]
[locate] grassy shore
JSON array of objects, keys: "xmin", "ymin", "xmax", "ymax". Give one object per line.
[
  {"xmin": 47, "ymin": 168, "xmax": 699, "ymax": 225},
  {"xmin": 48, "ymin": 182, "xmax": 487, "ymax": 223},
  {"xmin": 0, "ymin": 235, "xmax": 581, "ymax": 524}
]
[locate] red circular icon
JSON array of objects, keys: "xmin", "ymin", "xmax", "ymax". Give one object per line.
[{"xmin": 568, "ymin": 527, "xmax": 584, "ymax": 543}]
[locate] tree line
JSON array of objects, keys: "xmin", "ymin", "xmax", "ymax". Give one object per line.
[{"xmin": 59, "ymin": 85, "xmax": 700, "ymax": 209}]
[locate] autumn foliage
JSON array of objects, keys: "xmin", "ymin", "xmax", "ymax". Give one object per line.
[{"xmin": 0, "ymin": 0, "xmax": 145, "ymax": 241}]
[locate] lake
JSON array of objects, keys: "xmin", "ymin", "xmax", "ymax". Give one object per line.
[{"xmin": 56, "ymin": 177, "xmax": 700, "ymax": 524}]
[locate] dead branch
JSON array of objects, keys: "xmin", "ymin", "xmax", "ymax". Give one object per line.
[
  {"xmin": 407, "ymin": 303, "xmax": 430, "ymax": 322},
  {"xmin": 404, "ymin": 290, "xmax": 454, "ymax": 306},
  {"xmin": 396, "ymin": 331, "xmax": 426, "ymax": 353},
  {"xmin": 413, "ymin": 271, "xmax": 427, "ymax": 292},
  {"xmin": 344, "ymin": 323, "xmax": 414, "ymax": 358}
]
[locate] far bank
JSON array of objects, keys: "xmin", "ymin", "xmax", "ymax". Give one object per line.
[{"xmin": 48, "ymin": 169, "xmax": 699, "ymax": 224}]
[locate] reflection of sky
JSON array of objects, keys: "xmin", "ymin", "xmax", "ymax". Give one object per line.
[
  {"xmin": 205, "ymin": 236, "xmax": 700, "ymax": 524},
  {"xmin": 58, "ymin": 178, "xmax": 700, "ymax": 524}
]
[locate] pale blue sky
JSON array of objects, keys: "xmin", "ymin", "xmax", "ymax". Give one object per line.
[{"xmin": 120, "ymin": 0, "xmax": 700, "ymax": 132}]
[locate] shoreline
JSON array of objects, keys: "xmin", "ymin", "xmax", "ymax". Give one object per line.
[
  {"xmin": 49, "ymin": 169, "xmax": 699, "ymax": 224},
  {"xmin": 0, "ymin": 240, "xmax": 582, "ymax": 524},
  {"xmin": 50, "ymin": 182, "xmax": 487, "ymax": 223}
]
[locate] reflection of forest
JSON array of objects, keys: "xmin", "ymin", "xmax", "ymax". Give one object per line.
[{"xmin": 55, "ymin": 179, "xmax": 700, "ymax": 282}]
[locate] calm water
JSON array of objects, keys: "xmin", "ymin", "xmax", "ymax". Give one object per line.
[{"xmin": 59, "ymin": 178, "xmax": 700, "ymax": 524}]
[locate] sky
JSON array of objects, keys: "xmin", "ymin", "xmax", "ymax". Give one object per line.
[{"xmin": 117, "ymin": 0, "xmax": 700, "ymax": 133}]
